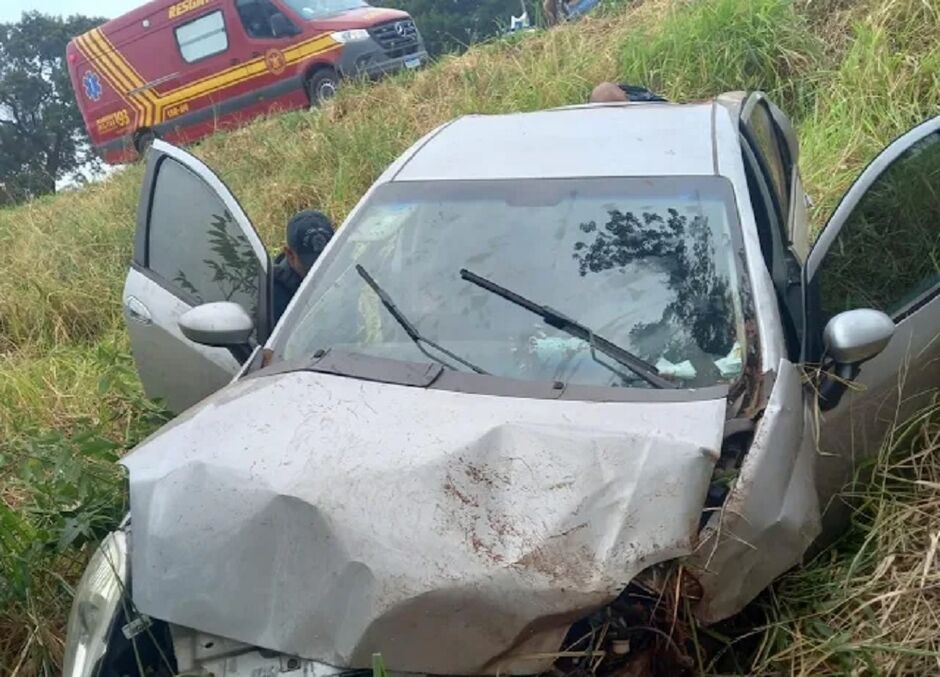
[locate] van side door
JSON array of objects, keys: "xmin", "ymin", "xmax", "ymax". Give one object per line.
[
  {"xmin": 123, "ymin": 140, "xmax": 272, "ymax": 413},
  {"xmin": 158, "ymin": 5, "xmax": 244, "ymax": 126}
]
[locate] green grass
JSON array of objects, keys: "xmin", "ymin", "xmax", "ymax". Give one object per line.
[
  {"xmin": 1, "ymin": 0, "xmax": 938, "ymax": 673},
  {"xmin": 750, "ymin": 402, "xmax": 940, "ymax": 675},
  {"xmin": 618, "ymin": 0, "xmax": 822, "ymax": 115}
]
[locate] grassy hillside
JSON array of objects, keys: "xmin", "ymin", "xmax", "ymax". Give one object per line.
[{"xmin": 1, "ymin": 0, "xmax": 938, "ymax": 673}]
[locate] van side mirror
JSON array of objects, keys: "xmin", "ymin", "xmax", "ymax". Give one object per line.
[
  {"xmin": 818, "ymin": 308, "xmax": 894, "ymax": 411},
  {"xmin": 179, "ymin": 302, "xmax": 254, "ymax": 348}
]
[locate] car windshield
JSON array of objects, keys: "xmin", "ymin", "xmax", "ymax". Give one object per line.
[
  {"xmin": 282, "ymin": 0, "xmax": 368, "ymax": 20},
  {"xmin": 279, "ymin": 177, "xmax": 749, "ymax": 389}
]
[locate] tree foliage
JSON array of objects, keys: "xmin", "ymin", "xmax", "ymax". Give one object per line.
[
  {"xmin": 0, "ymin": 12, "xmax": 103, "ymax": 206},
  {"xmin": 384, "ymin": 0, "xmax": 536, "ymax": 57}
]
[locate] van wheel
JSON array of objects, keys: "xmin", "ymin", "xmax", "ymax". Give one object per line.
[
  {"xmin": 133, "ymin": 128, "xmax": 157, "ymax": 154},
  {"xmin": 306, "ymin": 69, "xmax": 339, "ymax": 106}
]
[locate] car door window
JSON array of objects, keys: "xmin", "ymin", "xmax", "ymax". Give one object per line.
[
  {"xmin": 147, "ymin": 157, "xmax": 265, "ymax": 322},
  {"xmin": 744, "ymin": 101, "xmax": 790, "ymax": 226},
  {"xmin": 742, "ymin": 137, "xmax": 802, "ymax": 358},
  {"xmin": 175, "ymin": 10, "xmax": 229, "ymax": 63},
  {"xmin": 813, "ymin": 131, "xmax": 940, "ymax": 324},
  {"xmin": 235, "ymin": 0, "xmax": 296, "ymax": 38}
]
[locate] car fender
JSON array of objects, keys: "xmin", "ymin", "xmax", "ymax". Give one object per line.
[{"xmin": 685, "ymin": 358, "xmax": 820, "ymax": 622}]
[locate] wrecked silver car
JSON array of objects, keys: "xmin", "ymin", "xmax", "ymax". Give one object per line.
[{"xmin": 64, "ymin": 94, "xmax": 940, "ymax": 676}]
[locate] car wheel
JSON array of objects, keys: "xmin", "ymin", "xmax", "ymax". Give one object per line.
[
  {"xmin": 306, "ymin": 69, "xmax": 339, "ymax": 106},
  {"xmin": 133, "ymin": 128, "xmax": 157, "ymax": 155}
]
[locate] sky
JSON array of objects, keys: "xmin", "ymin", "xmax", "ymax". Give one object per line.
[
  {"xmin": 0, "ymin": 0, "xmax": 133, "ymax": 23},
  {"xmin": 1, "ymin": 1, "xmax": 132, "ymax": 187}
]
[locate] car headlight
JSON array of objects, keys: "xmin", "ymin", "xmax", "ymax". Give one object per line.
[
  {"xmin": 331, "ymin": 29, "xmax": 370, "ymax": 43},
  {"xmin": 62, "ymin": 531, "xmax": 128, "ymax": 677}
]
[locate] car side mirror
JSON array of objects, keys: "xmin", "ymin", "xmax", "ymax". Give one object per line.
[
  {"xmin": 179, "ymin": 302, "xmax": 254, "ymax": 348},
  {"xmin": 818, "ymin": 308, "xmax": 894, "ymax": 411}
]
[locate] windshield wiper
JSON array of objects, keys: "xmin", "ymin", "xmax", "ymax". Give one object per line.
[
  {"xmin": 459, "ymin": 268, "xmax": 675, "ymax": 389},
  {"xmin": 356, "ymin": 265, "xmax": 489, "ymax": 375}
]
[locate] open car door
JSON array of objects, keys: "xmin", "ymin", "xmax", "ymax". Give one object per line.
[
  {"xmin": 123, "ymin": 140, "xmax": 271, "ymax": 413},
  {"xmin": 803, "ymin": 115, "xmax": 940, "ymax": 536}
]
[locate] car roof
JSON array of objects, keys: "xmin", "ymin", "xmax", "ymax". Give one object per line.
[{"xmin": 392, "ymin": 102, "xmax": 725, "ymax": 182}]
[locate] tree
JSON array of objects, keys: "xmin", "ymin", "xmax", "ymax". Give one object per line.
[
  {"xmin": 0, "ymin": 12, "xmax": 104, "ymax": 205},
  {"xmin": 384, "ymin": 1, "xmax": 538, "ymax": 57}
]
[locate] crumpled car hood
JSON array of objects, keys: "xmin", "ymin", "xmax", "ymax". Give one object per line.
[{"xmin": 122, "ymin": 371, "xmax": 726, "ymax": 674}]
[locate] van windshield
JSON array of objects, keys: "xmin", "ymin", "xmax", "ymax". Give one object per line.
[
  {"xmin": 282, "ymin": 0, "xmax": 369, "ymax": 20},
  {"xmin": 278, "ymin": 177, "xmax": 749, "ymax": 390}
]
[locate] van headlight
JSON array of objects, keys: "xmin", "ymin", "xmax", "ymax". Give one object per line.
[
  {"xmin": 63, "ymin": 531, "xmax": 128, "ymax": 677},
  {"xmin": 331, "ymin": 29, "xmax": 370, "ymax": 43}
]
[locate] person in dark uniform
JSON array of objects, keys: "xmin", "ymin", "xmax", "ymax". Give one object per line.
[{"xmin": 272, "ymin": 209, "xmax": 334, "ymax": 322}]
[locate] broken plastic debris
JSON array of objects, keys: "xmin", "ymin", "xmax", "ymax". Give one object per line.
[
  {"xmin": 509, "ymin": 11, "xmax": 530, "ymax": 31},
  {"xmin": 713, "ymin": 341, "xmax": 743, "ymax": 378},
  {"xmin": 529, "ymin": 334, "xmax": 585, "ymax": 361},
  {"xmin": 611, "ymin": 639, "xmax": 631, "ymax": 655},
  {"xmin": 655, "ymin": 357, "xmax": 697, "ymax": 380}
]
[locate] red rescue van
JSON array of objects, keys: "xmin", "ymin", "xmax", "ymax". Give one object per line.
[{"xmin": 66, "ymin": 0, "xmax": 427, "ymax": 164}]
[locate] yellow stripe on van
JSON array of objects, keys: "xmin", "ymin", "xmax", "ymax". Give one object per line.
[
  {"xmin": 86, "ymin": 30, "xmax": 144, "ymax": 87},
  {"xmin": 92, "ymin": 29, "xmax": 159, "ymax": 103},
  {"xmin": 155, "ymin": 35, "xmax": 340, "ymax": 110},
  {"xmin": 75, "ymin": 27, "xmax": 342, "ymax": 128},
  {"xmin": 77, "ymin": 33, "xmax": 134, "ymax": 94},
  {"xmin": 85, "ymin": 29, "xmax": 160, "ymax": 126},
  {"xmin": 79, "ymin": 34, "xmax": 148, "ymax": 105},
  {"xmin": 75, "ymin": 33, "xmax": 149, "ymax": 127},
  {"xmin": 159, "ymin": 32, "xmax": 337, "ymax": 99}
]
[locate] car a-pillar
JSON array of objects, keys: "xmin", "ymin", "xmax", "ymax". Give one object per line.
[{"xmin": 305, "ymin": 65, "xmax": 339, "ymax": 106}]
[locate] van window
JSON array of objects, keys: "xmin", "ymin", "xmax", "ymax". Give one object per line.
[
  {"xmin": 175, "ymin": 11, "xmax": 228, "ymax": 63},
  {"xmin": 236, "ymin": 0, "xmax": 296, "ymax": 38}
]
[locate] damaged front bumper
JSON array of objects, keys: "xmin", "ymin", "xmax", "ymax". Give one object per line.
[
  {"xmin": 112, "ymin": 360, "xmax": 821, "ymax": 675},
  {"xmin": 121, "ymin": 371, "xmax": 730, "ymax": 674},
  {"xmin": 168, "ymin": 571, "xmax": 699, "ymax": 676}
]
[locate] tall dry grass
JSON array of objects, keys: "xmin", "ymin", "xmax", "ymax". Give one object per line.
[{"xmin": 752, "ymin": 403, "xmax": 940, "ymax": 674}]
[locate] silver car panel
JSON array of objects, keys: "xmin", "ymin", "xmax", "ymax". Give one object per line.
[
  {"xmin": 123, "ymin": 271, "xmax": 239, "ymax": 412},
  {"xmin": 813, "ymin": 304, "xmax": 940, "ymax": 539},
  {"xmin": 122, "ymin": 370, "xmax": 727, "ymax": 674},
  {"xmin": 393, "ymin": 104, "xmax": 718, "ymax": 181},
  {"xmin": 687, "ymin": 359, "xmax": 820, "ymax": 622}
]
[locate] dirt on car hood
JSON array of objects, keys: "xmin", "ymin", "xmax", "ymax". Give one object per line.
[{"xmin": 121, "ymin": 370, "xmax": 727, "ymax": 674}]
